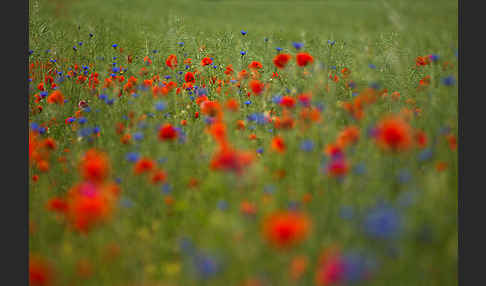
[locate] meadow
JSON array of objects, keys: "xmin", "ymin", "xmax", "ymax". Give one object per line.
[{"xmin": 28, "ymin": 0, "xmax": 458, "ymax": 285}]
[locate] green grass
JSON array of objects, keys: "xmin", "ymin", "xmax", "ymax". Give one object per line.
[{"xmin": 29, "ymin": 0, "xmax": 457, "ymax": 285}]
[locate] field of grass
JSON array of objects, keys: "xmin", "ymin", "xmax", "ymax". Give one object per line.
[{"xmin": 29, "ymin": 0, "xmax": 458, "ymax": 285}]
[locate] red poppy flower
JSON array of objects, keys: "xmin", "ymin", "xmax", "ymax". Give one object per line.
[
  {"xmin": 210, "ymin": 146, "xmax": 255, "ymax": 174},
  {"xmin": 273, "ymin": 54, "xmax": 292, "ymax": 69},
  {"xmin": 201, "ymin": 57, "xmax": 213, "ymax": 66},
  {"xmin": 296, "ymin": 52, "xmax": 314, "ymax": 67},
  {"xmin": 415, "ymin": 130, "xmax": 428, "ymax": 148},
  {"xmin": 159, "ymin": 124, "xmax": 178, "ymax": 141},
  {"xmin": 374, "ymin": 115, "xmax": 413, "ymax": 152},
  {"xmin": 134, "ymin": 157, "xmax": 155, "ymax": 174},
  {"xmin": 249, "ymin": 79, "xmax": 264, "ymax": 95},
  {"xmin": 47, "ymin": 90, "xmax": 64, "ymax": 105},
  {"xmin": 446, "ymin": 134, "xmax": 457, "ymax": 150},
  {"xmin": 29, "ymin": 255, "xmax": 54, "ymax": 286},
  {"xmin": 66, "ymin": 183, "xmax": 113, "ymax": 233},
  {"xmin": 327, "ymin": 157, "xmax": 349, "ymax": 177},
  {"xmin": 46, "ymin": 197, "xmax": 68, "ymax": 214},
  {"xmin": 315, "ymin": 247, "xmax": 347, "ymax": 286},
  {"xmin": 201, "ymin": 100, "xmax": 222, "ymax": 118},
  {"xmin": 79, "ymin": 149, "xmax": 110, "ymax": 183},
  {"xmin": 336, "ymin": 126, "xmax": 360, "ymax": 148},
  {"xmin": 416, "ymin": 56, "xmax": 430, "ymax": 67},
  {"xmin": 280, "ymin": 96, "xmax": 296, "ymax": 108},
  {"xmin": 165, "ymin": 54, "xmax": 178, "ymax": 69},
  {"xmin": 185, "ymin": 72, "xmax": 195, "ymax": 84},
  {"xmin": 262, "ymin": 211, "xmax": 311, "ymax": 249},
  {"xmin": 225, "ymin": 98, "xmax": 239, "ymax": 112},
  {"xmin": 248, "ymin": 61, "xmax": 263, "ymax": 70},
  {"xmin": 271, "ymin": 136, "xmax": 286, "ymax": 153},
  {"xmin": 150, "ymin": 169, "xmax": 167, "ymax": 184}
]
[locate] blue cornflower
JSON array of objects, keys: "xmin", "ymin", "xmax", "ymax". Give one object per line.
[
  {"xmin": 418, "ymin": 148, "xmax": 434, "ymax": 161},
  {"xmin": 217, "ymin": 200, "xmax": 228, "ymax": 211},
  {"xmin": 178, "ymin": 42, "xmax": 184, "ymax": 46},
  {"xmin": 429, "ymin": 54, "xmax": 439, "ymax": 62},
  {"xmin": 30, "ymin": 122, "xmax": 39, "ymax": 131},
  {"xmin": 89, "ymin": 33, "xmax": 93, "ymax": 38},
  {"xmin": 369, "ymin": 82, "xmax": 380, "ymax": 90},
  {"xmin": 152, "ymin": 49, "xmax": 158, "ymax": 54},
  {"xmin": 292, "ymin": 42, "xmax": 304, "ymax": 50},
  {"xmin": 257, "ymin": 148, "xmax": 264, "ymax": 154},
  {"xmin": 300, "ymin": 140, "xmax": 314, "ymax": 152},
  {"xmin": 272, "ymin": 95, "xmax": 282, "ymax": 104},
  {"xmin": 288, "ymin": 201, "xmax": 300, "ymax": 211},
  {"xmin": 442, "ymin": 75, "xmax": 455, "ymax": 86},
  {"xmin": 363, "ymin": 203, "xmax": 402, "ymax": 240},
  {"xmin": 247, "ymin": 113, "xmax": 265, "ymax": 124},
  {"xmin": 40, "ymin": 91, "xmax": 48, "ymax": 98},
  {"xmin": 241, "ymin": 30, "xmax": 247, "ymax": 35},
  {"xmin": 38, "ymin": 127, "xmax": 46, "ymax": 134},
  {"xmin": 155, "ymin": 101, "xmax": 167, "ymax": 111},
  {"xmin": 133, "ymin": 132, "xmax": 144, "ymax": 141},
  {"xmin": 28, "ymin": 50, "xmax": 33, "ymax": 56},
  {"xmin": 78, "ymin": 117, "xmax": 87, "ymax": 125},
  {"xmin": 132, "ymin": 93, "xmax": 140, "ymax": 98},
  {"xmin": 193, "ymin": 253, "xmax": 220, "ymax": 279},
  {"xmin": 368, "ymin": 64, "xmax": 376, "ymax": 69},
  {"xmin": 240, "ymin": 51, "xmax": 246, "ymax": 56},
  {"xmin": 276, "ymin": 47, "xmax": 283, "ymax": 52},
  {"xmin": 328, "ymin": 40, "xmax": 336, "ymax": 46},
  {"xmin": 165, "ymin": 75, "xmax": 171, "ymax": 80},
  {"xmin": 73, "ymin": 46, "xmax": 77, "ymax": 52},
  {"xmin": 196, "ymin": 88, "xmax": 208, "ymax": 96},
  {"xmin": 341, "ymin": 252, "xmax": 373, "ymax": 283},
  {"xmin": 112, "ymin": 67, "xmax": 120, "ymax": 73},
  {"xmin": 126, "ymin": 152, "xmax": 140, "ymax": 163},
  {"xmin": 112, "ymin": 43, "xmax": 118, "ymax": 48},
  {"xmin": 179, "ymin": 237, "xmax": 195, "ymax": 255},
  {"xmin": 78, "ymin": 42, "xmax": 83, "ymax": 46},
  {"xmin": 205, "ymin": 117, "xmax": 215, "ymax": 125},
  {"xmin": 93, "ymin": 126, "xmax": 100, "ymax": 134},
  {"xmin": 97, "ymin": 94, "xmax": 107, "ymax": 101},
  {"xmin": 162, "ymin": 183, "xmax": 171, "ymax": 194},
  {"xmin": 67, "ymin": 117, "xmax": 76, "ymax": 123},
  {"xmin": 78, "ymin": 127, "xmax": 93, "ymax": 137},
  {"xmin": 106, "ymin": 99, "xmax": 114, "ymax": 105}
]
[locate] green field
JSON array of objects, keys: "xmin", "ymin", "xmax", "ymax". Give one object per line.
[{"xmin": 29, "ymin": 0, "xmax": 458, "ymax": 285}]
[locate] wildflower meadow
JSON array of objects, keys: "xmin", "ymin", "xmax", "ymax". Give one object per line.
[{"xmin": 28, "ymin": 0, "xmax": 458, "ymax": 285}]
